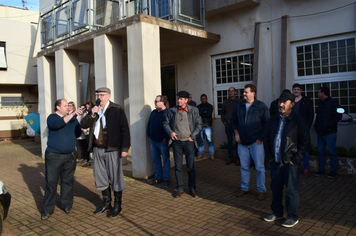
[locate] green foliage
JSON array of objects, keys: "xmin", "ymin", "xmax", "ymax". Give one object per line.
[
  {"xmin": 219, "ymin": 142, "xmax": 236, "ymax": 150},
  {"xmin": 309, "ymin": 144, "xmax": 355, "ymax": 158},
  {"xmin": 219, "ymin": 142, "xmax": 228, "ymax": 149},
  {"xmin": 336, "ymin": 146, "xmax": 348, "ymax": 157},
  {"xmin": 348, "ymin": 147, "xmax": 356, "ymax": 158}
]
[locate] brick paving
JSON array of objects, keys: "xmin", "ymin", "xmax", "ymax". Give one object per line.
[{"xmin": 0, "ymin": 139, "xmax": 355, "ymax": 235}]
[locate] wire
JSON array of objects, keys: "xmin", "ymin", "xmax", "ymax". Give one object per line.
[{"xmin": 260, "ymin": 2, "xmax": 356, "ymax": 24}]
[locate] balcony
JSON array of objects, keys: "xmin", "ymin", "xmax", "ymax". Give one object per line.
[{"xmin": 40, "ymin": 0, "xmax": 205, "ymax": 49}]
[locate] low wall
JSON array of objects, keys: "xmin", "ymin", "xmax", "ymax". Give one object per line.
[{"xmin": 214, "ymin": 149, "xmax": 356, "ymax": 176}]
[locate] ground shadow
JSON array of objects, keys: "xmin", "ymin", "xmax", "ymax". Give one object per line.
[{"xmin": 18, "ymin": 163, "xmax": 102, "ymax": 213}]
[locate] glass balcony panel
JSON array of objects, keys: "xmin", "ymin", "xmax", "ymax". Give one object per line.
[
  {"xmin": 56, "ymin": 7, "xmax": 69, "ymax": 38},
  {"xmin": 42, "ymin": 15, "xmax": 53, "ymax": 44},
  {"xmin": 73, "ymin": 0, "xmax": 88, "ymax": 30},
  {"xmin": 180, "ymin": 0, "xmax": 201, "ymax": 20}
]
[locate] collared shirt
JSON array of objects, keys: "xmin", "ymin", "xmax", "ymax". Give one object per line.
[
  {"xmin": 178, "ymin": 106, "xmax": 189, "ymax": 113},
  {"xmin": 274, "ymin": 115, "xmax": 286, "ymax": 162}
]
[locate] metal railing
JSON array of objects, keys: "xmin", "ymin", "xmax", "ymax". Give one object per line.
[{"xmin": 40, "ymin": 0, "xmax": 205, "ymax": 49}]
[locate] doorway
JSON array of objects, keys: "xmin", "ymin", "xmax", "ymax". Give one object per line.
[{"xmin": 161, "ymin": 65, "xmax": 176, "ymax": 108}]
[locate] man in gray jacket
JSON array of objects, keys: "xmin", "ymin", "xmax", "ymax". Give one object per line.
[{"xmin": 163, "ymin": 91, "xmax": 203, "ymax": 198}]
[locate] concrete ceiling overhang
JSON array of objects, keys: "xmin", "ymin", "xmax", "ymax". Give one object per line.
[{"xmin": 37, "ymin": 14, "xmax": 220, "ymax": 63}]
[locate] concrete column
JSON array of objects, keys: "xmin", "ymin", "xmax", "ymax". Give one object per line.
[
  {"xmin": 280, "ymin": 15, "xmax": 288, "ymax": 91},
  {"xmin": 37, "ymin": 55, "xmax": 56, "ymax": 157},
  {"xmin": 127, "ymin": 22, "xmax": 161, "ymax": 179},
  {"xmin": 55, "ymin": 49, "xmax": 81, "ymax": 104},
  {"xmin": 94, "ymin": 35, "xmax": 124, "ymax": 105}
]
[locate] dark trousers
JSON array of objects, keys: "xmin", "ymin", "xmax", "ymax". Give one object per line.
[
  {"xmin": 270, "ymin": 161, "xmax": 300, "ymax": 221},
  {"xmin": 172, "ymin": 140, "xmax": 196, "ymax": 191},
  {"xmin": 225, "ymin": 124, "xmax": 239, "ymax": 160},
  {"xmin": 78, "ymin": 139, "xmax": 89, "ymax": 161},
  {"xmin": 42, "ymin": 151, "xmax": 77, "ymax": 214}
]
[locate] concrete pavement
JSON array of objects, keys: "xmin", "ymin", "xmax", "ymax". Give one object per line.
[{"xmin": 0, "ymin": 139, "xmax": 355, "ymax": 235}]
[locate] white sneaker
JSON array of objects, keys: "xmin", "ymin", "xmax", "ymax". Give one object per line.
[{"xmin": 282, "ymin": 218, "xmax": 299, "ymax": 227}]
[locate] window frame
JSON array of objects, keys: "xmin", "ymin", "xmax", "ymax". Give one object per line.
[
  {"xmin": 292, "ymin": 34, "xmax": 356, "ymax": 115},
  {"xmin": 292, "ymin": 33, "xmax": 356, "ymax": 85}
]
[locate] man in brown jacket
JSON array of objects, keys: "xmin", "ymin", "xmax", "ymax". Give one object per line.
[{"xmin": 81, "ymin": 87, "xmax": 130, "ymax": 218}]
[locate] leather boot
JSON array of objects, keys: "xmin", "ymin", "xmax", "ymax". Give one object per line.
[
  {"xmin": 93, "ymin": 187, "xmax": 112, "ymax": 214},
  {"xmin": 107, "ymin": 191, "xmax": 122, "ymax": 217}
]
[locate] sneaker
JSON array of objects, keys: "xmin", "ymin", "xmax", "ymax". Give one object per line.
[
  {"xmin": 303, "ymin": 168, "xmax": 310, "ymax": 177},
  {"xmin": 263, "ymin": 213, "xmax": 283, "ymax": 222},
  {"xmin": 282, "ymin": 218, "xmax": 299, "ymax": 228},
  {"xmin": 328, "ymin": 172, "xmax": 336, "ymax": 178},
  {"xmin": 314, "ymin": 170, "xmax": 325, "ymax": 177}
]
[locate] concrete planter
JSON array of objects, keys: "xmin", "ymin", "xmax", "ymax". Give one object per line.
[{"xmin": 214, "ymin": 149, "xmax": 356, "ymax": 176}]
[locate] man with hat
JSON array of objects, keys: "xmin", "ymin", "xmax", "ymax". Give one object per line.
[
  {"xmin": 263, "ymin": 90, "xmax": 310, "ymax": 228},
  {"xmin": 163, "ymin": 91, "xmax": 203, "ymax": 198},
  {"xmin": 81, "ymin": 87, "xmax": 130, "ymax": 217}
]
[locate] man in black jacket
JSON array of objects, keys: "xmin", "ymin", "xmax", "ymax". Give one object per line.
[
  {"xmin": 221, "ymin": 87, "xmax": 241, "ymax": 165},
  {"xmin": 263, "ymin": 90, "xmax": 310, "ymax": 228},
  {"xmin": 81, "ymin": 87, "xmax": 130, "ymax": 218},
  {"xmin": 292, "ymin": 83, "xmax": 314, "ymax": 177},
  {"xmin": 231, "ymin": 84, "xmax": 270, "ymax": 200},
  {"xmin": 314, "ymin": 87, "xmax": 342, "ymax": 178},
  {"xmin": 196, "ymin": 94, "xmax": 215, "ymax": 160}
]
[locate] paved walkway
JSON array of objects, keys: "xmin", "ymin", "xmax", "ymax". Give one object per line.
[{"xmin": 0, "ymin": 139, "xmax": 355, "ymax": 235}]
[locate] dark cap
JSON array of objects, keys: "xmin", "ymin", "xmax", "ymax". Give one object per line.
[
  {"xmin": 176, "ymin": 91, "xmax": 189, "ymax": 98},
  {"xmin": 95, "ymin": 87, "xmax": 111, "ymax": 94},
  {"xmin": 279, "ymin": 90, "xmax": 295, "ymax": 102}
]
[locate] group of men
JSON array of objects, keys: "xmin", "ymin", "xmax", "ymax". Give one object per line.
[{"xmin": 42, "ymin": 84, "xmax": 342, "ymax": 228}]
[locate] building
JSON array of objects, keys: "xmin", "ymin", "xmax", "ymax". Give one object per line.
[
  {"xmin": 0, "ymin": 5, "xmax": 39, "ymax": 138},
  {"xmin": 35, "ymin": 0, "xmax": 356, "ymax": 178}
]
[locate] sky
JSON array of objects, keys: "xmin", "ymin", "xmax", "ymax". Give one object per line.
[{"xmin": 0, "ymin": 0, "xmax": 39, "ymax": 12}]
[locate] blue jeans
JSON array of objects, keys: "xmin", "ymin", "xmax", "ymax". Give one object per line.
[
  {"xmin": 225, "ymin": 124, "xmax": 237, "ymax": 160},
  {"xmin": 317, "ymin": 133, "xmax": 338, "ymax": 173},
  {"xmin": 150, "ymin": 140, "xmax": 171, "ymax": 181},
  {"xmin": 172, "ymin": 140, "xmax": 196, "ymax": 191},
  {"xmin": 270, "ymin": 161, "xmax": 300, "ymax": 221},
  {"xmin": 238, "ymin": 142, "xmax": 266, "ymax": 193},
  {"xmin": 303, "ymin": 152, "xmax": 309, "ymax": 169},
  {"xmin": 198, "ymin": 127, "xmax": 214, "ymax": 156}
]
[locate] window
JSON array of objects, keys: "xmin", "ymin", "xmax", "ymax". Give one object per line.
[
  {"xmin": 213, "ymin": 51, "xmax": 254, "ymax": 117},
  {"xmin": 0, "ymin": 42, "xmax": 7, "ymax": 70},
  {"xmin": 293, "ymin": 35, "xmax": 356, "ymax": 114},
  {"xmin": 1, "ymin": 97, "xmax": 24, "ymax": 107},
  {"xmin": 295, "ymin": 36, "xmax": 356, "ymax": 78}
]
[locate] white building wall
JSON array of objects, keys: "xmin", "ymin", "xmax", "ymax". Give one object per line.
[{"xmin": 0, "ymin": 6, "xmax": 39, "ymax": 137}]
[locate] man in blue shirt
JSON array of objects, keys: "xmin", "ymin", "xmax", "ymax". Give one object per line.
[
  {"xmin": 41, "ymin": 99, "xmax": 82, "ymax": 220},
  {"xmin": 147, "ymin": 95, "xmax": 170, "ymax": 186}
]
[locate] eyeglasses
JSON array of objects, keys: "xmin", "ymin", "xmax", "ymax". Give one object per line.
[
  {"xmin": 96, "ymin": 93, "xmax": 108, "ymax": 97},
  {"xmin": 154, "ymin": 100, "xmax": 162, "ymax": 103}
]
